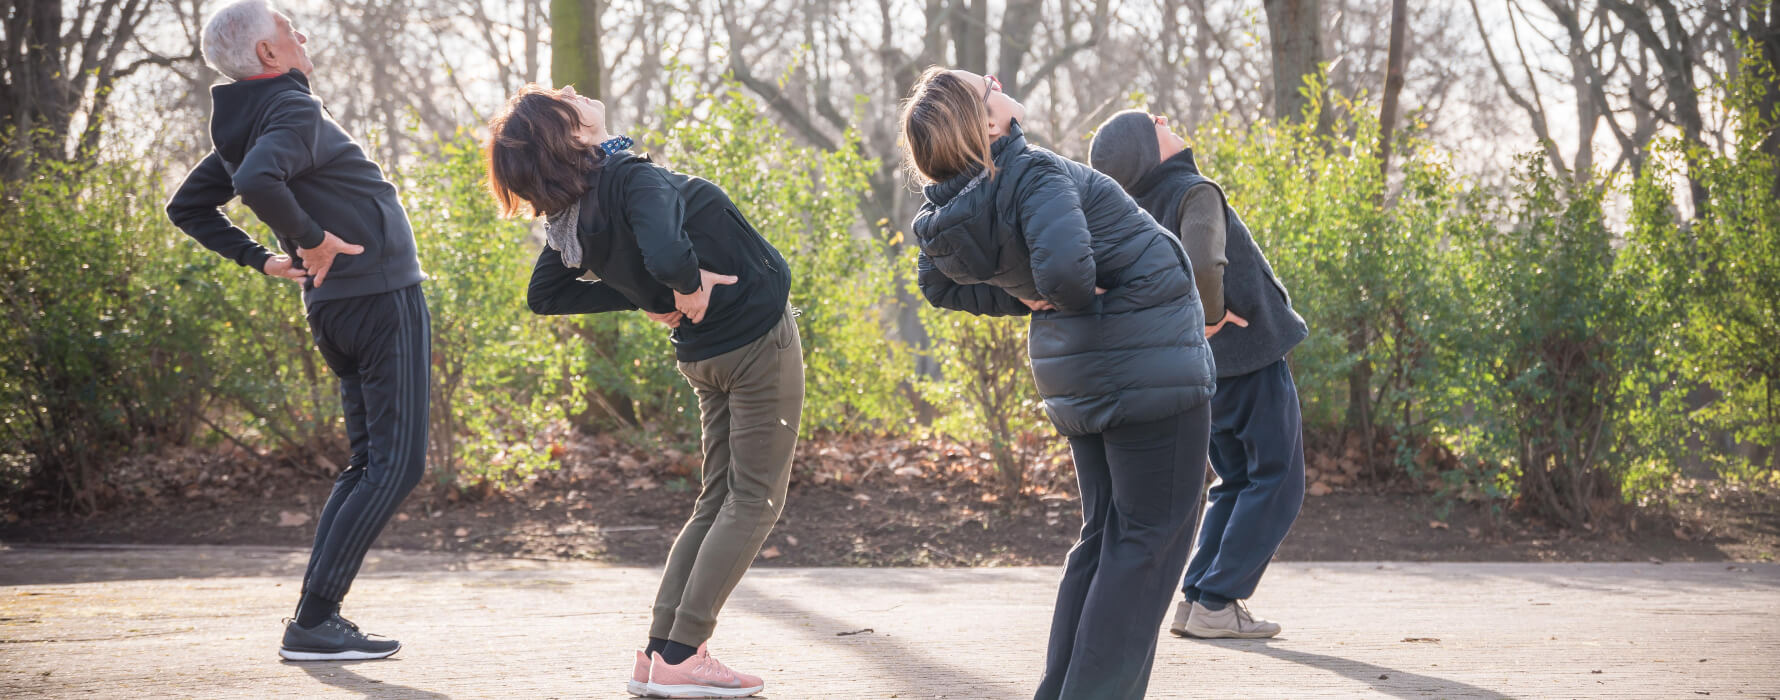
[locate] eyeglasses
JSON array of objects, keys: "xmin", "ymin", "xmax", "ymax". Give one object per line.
[{"xmin": 982, "ymin": 74, "xmax": 1003, "ymax": 101}]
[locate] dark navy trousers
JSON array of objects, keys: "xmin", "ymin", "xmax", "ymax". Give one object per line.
[
  {"xmin": 1035, "ymin": 403, "xmax": 1211, "ymax": 700},
  {"xmin": 300, "ymin": 283, "xmax": 431, "ymax": 605},
  {"xmin": 1181, "ymin": 358, "xmax": 1306, "ymax": 605}
]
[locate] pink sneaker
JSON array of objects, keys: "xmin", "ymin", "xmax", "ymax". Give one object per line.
[
  {"xmin": 628, "ymin": 650, "xmax": 654, "ymax": 697},
  {"xmin": 645, "ymin": 644, "xmax": 765, "ymax": 698}
]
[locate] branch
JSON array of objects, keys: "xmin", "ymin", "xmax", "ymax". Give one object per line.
[
  {"xmin": 720, "ymin": 2, "xmax": 840, "ymax": 151},
  {"xmin": 112, "ymin": 46, "xmax": 202, "ymax": 81},
  {"xmin": 1469, "ymin": 0, "xmax": 1568, "ymax": 171},
  {"xmin": 1012, "ymin": 0, "xmax": 1110, "ymax": 95}
]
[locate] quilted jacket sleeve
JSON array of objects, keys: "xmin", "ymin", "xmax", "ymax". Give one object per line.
[
  {"xmin": 1015, "ymin": 159, "xmax": 1097, "ymax": 313},
  {"xmin": 917, "ymin": 251, "xmax": 1032, "ymax": 317}
]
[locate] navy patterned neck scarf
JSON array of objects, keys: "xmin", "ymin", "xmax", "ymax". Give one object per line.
[{"xmin": 597, "ymin": 135, "xmax": 634, "ymax": 157}]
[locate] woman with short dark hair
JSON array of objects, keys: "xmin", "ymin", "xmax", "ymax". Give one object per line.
[{"xmin": 487, "ymin": 83, "xmax": 800, "ymax": 699}]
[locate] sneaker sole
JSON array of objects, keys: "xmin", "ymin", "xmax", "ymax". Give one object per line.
[
  {"xmin": 627, "ymin": 680, "xmax": 657, "ymax": 697},
  {"xmin": 1180, "ymin": 624, "xmax": 1280, "ymax": 639},
  {"xmin": 278, "ymin": 644, "xmax": 401, "ymax": 661},
  {"xmin": 644, "ymin": 682, "xmax": 764, "ymax": 698}
]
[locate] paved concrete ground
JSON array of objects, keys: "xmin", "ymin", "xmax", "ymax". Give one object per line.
[{"xmin": 1, "ymin": 544, "xmax": 1776, "ymax": 699}]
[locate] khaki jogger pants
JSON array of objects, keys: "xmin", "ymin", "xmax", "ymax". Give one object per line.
[{"xmin": 651, "ymin": 305, "xmax": 804, "ymax": 645}]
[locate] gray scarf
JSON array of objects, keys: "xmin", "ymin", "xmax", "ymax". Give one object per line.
[{"xmin": 544, "ymin": 198, "xmax": 583, "ymax": 268}]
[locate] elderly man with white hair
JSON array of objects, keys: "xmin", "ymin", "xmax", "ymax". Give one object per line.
[{"xmin": 165, "ymin": 0, "xmax": 429, "ymax": 662}]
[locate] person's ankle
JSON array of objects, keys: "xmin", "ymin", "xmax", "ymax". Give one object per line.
[
  {"xmin": 645, "ymin": 637, "xmax": 669, "ymax": 659},
  {"xmin": 660, "ymin": 640, "xmax": 699, "ymax": 666},
  {"xmin": 1199, "ymin": 594, "xmax": 1231, "ymax": 611},
  {"xmin": 295, "ymin": 592, "xmax": 339, "ymax": 628}
]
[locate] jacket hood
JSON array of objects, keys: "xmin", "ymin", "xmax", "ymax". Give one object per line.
[
  {"xmin": 921, "ymin": 120, "xmax": 1030, "ymax": 207},
  {"xmin": 208, "ymin": 69, "xmax": 313, "ymax": 165},
  {"xmin": 1127, "ymin": 148, "xmax": 1202, "ymax": 200},
  {"xmin": 912, "ymin": 121, "xmax": 1040, "ymax": 288}
]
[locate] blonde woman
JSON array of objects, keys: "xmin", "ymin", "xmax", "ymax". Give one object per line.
[{"xmin": 899, "ymin": 67, "xmax": 1215, "ymax": 700}]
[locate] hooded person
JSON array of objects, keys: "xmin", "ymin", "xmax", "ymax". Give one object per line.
[
  {"xmin": 165, "ymin": 0, "xmax": 429, "ymax": 661},
  {"xmin": 1091, "ymin": 109, "xmax": 1310, "ymax": 641}
]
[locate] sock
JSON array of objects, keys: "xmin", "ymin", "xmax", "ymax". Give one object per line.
[
  {"xmin": 645, "ymin": 637, "xmax": 669, "ymax": 659},
  {"xmin": 661, "ymin": 640, "xmax": 699, "ymax": 666},
  {"xmin": 295, "ymin": 592, "xmax": 339, "ymax": 628},
  {"xmin": 1199, "ymin": 592, "xmax": 1231, "ymax": 611}
]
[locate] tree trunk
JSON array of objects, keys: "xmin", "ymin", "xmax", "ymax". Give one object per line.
[
  {"xmin": 1750, "ymin": 1, "xmax": 1780, "ymax": 195},
  {"xmin": 995, "ymin": 0, "xmax": 1043, "ymax": 89},
  {"xmin": 1263, "ymin": 0, "xmax": 1323, "ymax": 124},
  {"xmin": 2, "ymin": 0, "xmax": 73, "ymax": 178},
  {"xmin": 551, "ymin": 0, "xmax": 602, "ymax": 96},
  {"xmin": 1603, "ymin": 0, "xmax": 1706, "ymax": 212},
  {"xmin": 1376, "ymin": 0, "xmax": 1408, "ymax": 179},
  {"xmin": 949, "ymin": 0, "xmax": 987, "ymax": 72}
]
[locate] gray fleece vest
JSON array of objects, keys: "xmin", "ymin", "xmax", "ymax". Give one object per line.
[{"xmin": 1129, "ymin": 151, "xmax": 1308, "ymax": 378}]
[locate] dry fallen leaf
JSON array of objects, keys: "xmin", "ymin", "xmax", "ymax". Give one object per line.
[
  {"xmin": 1308, "ymin": 481, "xmax": 1333, "ymax": 497},
  {"xmin": 1429, "ymin": 520, "xmax": 1450, "ymax": 530},
  {"xmin": 786, "ymin": 535, "xmax": 799, "ymax": 547},
  {"xmin": 759, "ymin": 546, "xmax": 782, "ymax": 559},
  {"xmin": 627, "ymin": 477, "xmax": 658, "ymax": 491},
  {"xmin": 454, "ymin": 527, "xmax": 470, "ymax": 538},
  {"xmin": 277, "ymin": 510, "xmax": 311, "ymax": 528}
]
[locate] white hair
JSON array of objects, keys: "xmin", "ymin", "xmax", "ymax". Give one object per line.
[{"xmin": 202, "ymin": 0, "xmax": 278, "ymax": 80}]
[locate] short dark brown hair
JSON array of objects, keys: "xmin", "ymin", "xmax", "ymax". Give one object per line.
[
  {"xmin": 485, "ymin": 84, "xmax": 597, "ymax": 217},
  {"xmin": 900, "ymin": 67, "xmax": 997, "ymax": 184}
]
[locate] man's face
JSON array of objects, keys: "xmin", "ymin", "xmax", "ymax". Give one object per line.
[
  {"xmin": 1153, "ymin": 113, "xmax": 1188, "ymax": 161},
  {"xmin": 261, "ymin": 11, "xmax": 313, "ymax": 76}
]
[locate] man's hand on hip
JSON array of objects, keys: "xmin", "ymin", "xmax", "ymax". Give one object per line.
[
  {"xmin": 262, "ymin": 254, "xmax": 309, "ymax": 283},
  {"xmin": 297, "ymin": 231, "xmax": 365, "ymax": 287}
]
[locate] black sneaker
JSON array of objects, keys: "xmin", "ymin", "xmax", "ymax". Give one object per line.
[{"xmin": 279, "ymin": 615, "xmax": 402, "ymax": 661}]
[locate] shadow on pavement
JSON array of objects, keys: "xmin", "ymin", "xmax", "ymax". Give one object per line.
[
  {"xmin": 289, "ymin": 658, "xmax": 453, "ymax": 699},
  {"xmin": 734, "ymin": 578, "xmax": 1027, "ymax": 698},
  {"xmin": 1208, "ymin": 637, "xmax": 1507, "ymax": 700},
  {"xmin": 0, "ymin": 543, "xmax": 535, "ymax": 586}
]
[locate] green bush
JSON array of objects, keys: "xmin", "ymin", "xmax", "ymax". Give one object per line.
[
  {"xmin": 1626, "ymin": 48, "xmax": 1780, "ymax": 481},
  {"xmin": 1187, "ymin": 90, "xmax": 1483, "ymax": 476},
  {"xmin": 405, "ymin": 134, "xmax": 576, "ymax": 485},
  {"xmin": 915, "ymin": 307, "xmax": 1049, "ymax": 500},
  {"xmin": 1456, "ymin": 155, "xmax": 1658, "ymax": 526},
  {"xmin": 0, "ymin": 160, "xmax": 218, "ymax": 510}
]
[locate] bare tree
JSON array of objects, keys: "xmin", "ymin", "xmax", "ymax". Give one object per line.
[{"xmin": 1, "ymin": 0, "xmax": 200, "ymax": 178}]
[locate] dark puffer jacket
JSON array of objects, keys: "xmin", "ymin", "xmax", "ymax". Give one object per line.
[{"xmin": 913, "ymin": 122, "xmax": 1216, "ymax": 436}]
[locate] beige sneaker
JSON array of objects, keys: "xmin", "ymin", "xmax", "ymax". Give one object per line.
[
  {"xmin": 1181, "ymin": 600, "xmax": 1281, "ymax": 639},
  {"xmin": 1168, "ymin": 599, "xmax": 1195, "ymax": 637}
]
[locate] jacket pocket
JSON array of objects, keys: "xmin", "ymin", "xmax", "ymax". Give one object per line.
[{"xmin": 724, "ymin": 208, "xmax": 775, "ymax": 277}]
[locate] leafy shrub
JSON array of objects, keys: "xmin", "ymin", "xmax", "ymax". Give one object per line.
[{"xmin": 0, "ymin": 160, "xmax": 217, "ymax": 510}]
